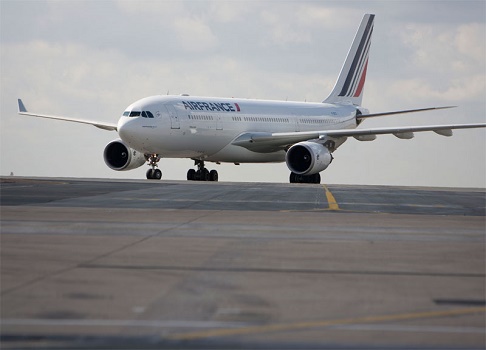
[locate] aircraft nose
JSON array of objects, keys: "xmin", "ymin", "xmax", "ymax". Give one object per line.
[
  {"xmin": 117, "ymin": 117, "xmax": 129, "ymax": 138},
  {"xmin": 117, "ymin": 117, "xmax": 139, "ymax": 144}
]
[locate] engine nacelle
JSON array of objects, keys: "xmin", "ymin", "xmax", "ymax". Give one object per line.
[
  {"xmin": 286, "ymin": 141, "xmax": 332, "ymax": 175},
  {"xmin": 103, "ymin": 140, "xmax": 146, "ymax": 171}
]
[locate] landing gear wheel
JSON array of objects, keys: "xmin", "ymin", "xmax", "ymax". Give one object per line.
[
  {"xmin": 290, "ymin": 172, "xmax": 305, "ymax": 183},
  {"xmin": 290, "ymin": 173, "xmax": 296, "ymax": 183},
  {"xmin": 202, "ymin": 168, "xmax": 210, "ymax": 181},
  {"xmin": 153, "ymin": 169, "xmax": 162, "ymax": 180},
  {"xmin": 188, "ymin": 160, "xmax": 219, "ymax": 181},
  {"xmin": 146, "ymin": 168, "xmax": 162, "ymax": 180},
  {"xmin": 187, "ymin": 169, "xmax": 196, "ymax": 181},
  {"xmin": 146, "ymin": 154, "xmax": 162, "ymax": 180},
  {"xmin": 209, "ymin": 170, "xmax": 218, "ymax": 182},
  {"xmin": 290, "ymin": 172, "xmax": 321, "ymax": 184}
]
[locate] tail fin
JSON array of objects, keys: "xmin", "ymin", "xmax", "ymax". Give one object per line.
[{"xmin": 324, "ymin": 14, "xmax": 375, "ymax": 106}]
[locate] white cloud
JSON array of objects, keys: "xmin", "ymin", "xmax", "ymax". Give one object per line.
[
  {"xmin": 173, "ymin": 17, "xmax": 218, "ymax": 53},
  {"xmin": 117, "ymin": 1, "xmax": 218, "ymax": 53},
  {"xmin": 400, "ymin": 22, "xmax": 485, "ymax": 73},
  {"xmin": 115, "ymin": 0, "xmax": 184, "ymax": 16},
  {"xmin": 392, "ymin": 21, "xmax": 486, "ymax": 106},
  {"xmin": 259, "ymin": 8, "xmax": 312, "ymax": 46},
  {"xmin": 455, "ymin": 23, "xmax": 485, "ymax": 62},
  {"xmin": 258, "ymin": 4, "xmax": 345, "ymax": 47},
  {"xmin": 208, "ymin": 1, "xmax": 254, "ymax": 23},
  {"xmin": 388, "ymin": 76, "xmax": 486, "ymax": 105}
]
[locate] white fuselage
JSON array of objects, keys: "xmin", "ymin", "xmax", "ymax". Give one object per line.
[{"xmin": 117, "ymin": 95, "xmax": 359, "ymax": 163}]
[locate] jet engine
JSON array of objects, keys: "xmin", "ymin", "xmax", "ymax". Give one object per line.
[
  {"xmin": 286, "ymin": 141, "xmax": 332, "ymax": 175},
  {"xmin": 103, "ymin": 139, "xmax": 146, "ymax": 171}
]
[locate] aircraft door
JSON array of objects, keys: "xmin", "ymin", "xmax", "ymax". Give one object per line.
[
  {"xmin": 216, "ymin": 115, "xmax": 223, "ymax": 130},
  {"xmin": 293, "ymin": 112, "xmax": 301, "ymax": 132},
  {"xmin": 165, "ymin": 105, "xmax": 180, "ymax": 129}
]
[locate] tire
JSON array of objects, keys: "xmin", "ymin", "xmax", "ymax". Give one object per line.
[
  {"xmin": 153, "ymin": 169, "xmax": 162, "ymax": 180},
  {"xmin": 289, "ymin": 173, "xmax": 296, "ymax": 183},
  {"xmin": 187, "ymin": 169, "xmax": 196, "ymax": 181},
  {"xmin": 202, "ymin": 169, "xmax": 210, "ymax": 181},
  {"xmin": 146, "ymin": 169, "xmax": 154, "ymax": 179},
  {"xmin": 209, "ymin": 170, "xmax": 218, "ymax": 182}
]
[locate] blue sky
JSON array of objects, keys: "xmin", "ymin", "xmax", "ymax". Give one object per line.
[{"xmin": 1, "ymin": 0, "xmax": 485, "ymax": 187}]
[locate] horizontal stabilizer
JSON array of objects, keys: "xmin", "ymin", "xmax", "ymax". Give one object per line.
[{"xmin": 358, "ymin": 106, "xmax": 456, "ymax": 119}]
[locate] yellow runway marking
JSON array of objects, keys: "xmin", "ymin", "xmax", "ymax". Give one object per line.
[
  {"xmin": 323, "ymin": 184, "xmax": 340, "ymax": 210},
  {"xmin": 168, "ymin": 306, "xmax": 486, "ymax": 341}
]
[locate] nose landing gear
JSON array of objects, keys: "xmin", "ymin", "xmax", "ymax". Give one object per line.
[
  {"xmin": 146, "ymin": 154, "xmax": 162, "ymax": 180},
  {"xmin": 187, "ymin": 160, "xmax": 218, "ymax": 181}
]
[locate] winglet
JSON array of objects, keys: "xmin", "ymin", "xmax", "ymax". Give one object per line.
[{"xmin": 18, "ymin": 99, "xmax": 27, "ymax": 113}]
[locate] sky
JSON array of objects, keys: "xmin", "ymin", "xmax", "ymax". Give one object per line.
[{"xmin": 1, "ymin": 0, "xmax": 485, "ymax": 187}]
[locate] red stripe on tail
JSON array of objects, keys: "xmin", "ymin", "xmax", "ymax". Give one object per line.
[{"xmin": 354, "ymin": 60, "xmax": 368, "ymax": 97}]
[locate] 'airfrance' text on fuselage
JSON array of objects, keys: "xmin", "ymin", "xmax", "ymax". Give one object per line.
[{"xmin": 182, "ymin": 101, "xmax": 241, "ymax": 112}]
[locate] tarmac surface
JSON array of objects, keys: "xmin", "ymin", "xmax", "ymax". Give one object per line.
[{"xmin": 1, "ymin": 177, "xmax": 485, "ymax": 349}]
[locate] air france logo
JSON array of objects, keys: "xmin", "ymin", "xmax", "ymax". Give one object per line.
[{"xmin": 182, "ymin": 101, "xmax": 240, "ymax": 112}]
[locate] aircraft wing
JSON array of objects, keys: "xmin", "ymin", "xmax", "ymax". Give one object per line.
[
  {"xmin": 18, "ymin": 99, "xmax": 118, "ymax": 131},
  {"xmin": 232, "ymin": 123, "xmax": 486, "ymax": 152}
]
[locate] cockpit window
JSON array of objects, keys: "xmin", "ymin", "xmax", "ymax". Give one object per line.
[
  {"xmin": 140, "ymin": 111, "xmax": 155, "ymax": 118},
  {"xmin": 126, "ymin": 110, "xmax": 153, "ymax": 118}
]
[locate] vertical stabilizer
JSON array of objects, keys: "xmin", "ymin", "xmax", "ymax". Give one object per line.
[{"xmin": 324, "ymin": 14, "xmax": 374, "ymax": 106}]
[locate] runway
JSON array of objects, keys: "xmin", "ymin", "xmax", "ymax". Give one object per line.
[
  {"xmin": 1, "ymin": 177, "xmax": 485, "ymax": 349},
  {"xmin": 1, "ymin": 177, "xmax": 485, "ymax": 215}
]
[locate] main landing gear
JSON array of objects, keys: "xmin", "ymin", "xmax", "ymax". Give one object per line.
[
  {"xmin": 187, "ymin": 160, "xmax": 218, "ymax": 182},
  {"xmin": 289, "ymin": 172, "xmax": 321, "ymax": 184},
  {"xmin": 146, "ymin": 154, "xmax": 162, "ymax": 180}
]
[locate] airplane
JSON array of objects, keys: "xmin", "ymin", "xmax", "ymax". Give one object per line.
[{"xmin": 18, "ymin": 14, "xmax": 486, "ymax": 184}]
